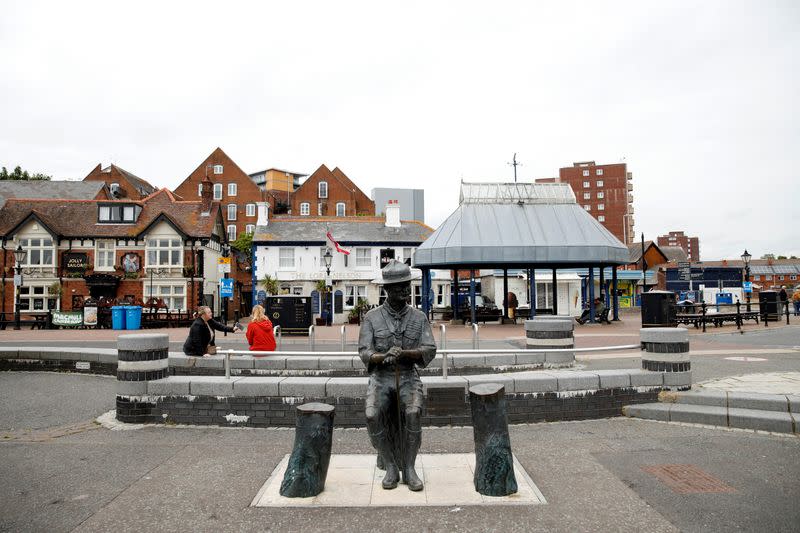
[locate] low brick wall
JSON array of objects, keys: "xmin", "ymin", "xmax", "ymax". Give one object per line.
[{"xmin": 0, "ymin": 347, "xmax": 118, "ymax": 376}]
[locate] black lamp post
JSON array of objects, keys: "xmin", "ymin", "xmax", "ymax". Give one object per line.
[
  {"xmin": 741, "ymin": 249, "xmax": 752, "ymax": 312},
  {"xmin": 323, "ymin": 248, "xmax": 333, "ymax": 326},
  {"xmin": 13, "ymin": 244, "xmax": 27, "ymax": 331}
]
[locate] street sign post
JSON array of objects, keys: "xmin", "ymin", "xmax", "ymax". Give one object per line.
[
  {"xmin": 743, "ymin": 281, "xmax": 753, "ymax": 294},
  {"xmin": 220, "ymin": 278, "xmax": 234, "ymax": 298},
  {"xmin": 677, "ymin": 262, "xmax": 691, "ymax": 281},
  {"xmin": 217, "ymin": 257, "xmax": 231, "ymax": 274}
]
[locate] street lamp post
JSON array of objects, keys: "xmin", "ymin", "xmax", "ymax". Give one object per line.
[
  {"xmin": 13, "ymin": 244, "xmax": 27, "ymax": 331},
  {"xmin": 741, "ymin": 249, "xmax": 752, "ymax": 312},
  {"xmin": 323, "ymin": 248, "xmax": 333, "ymax": 326}
]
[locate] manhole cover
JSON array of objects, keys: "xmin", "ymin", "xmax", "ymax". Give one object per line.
[
  {"xmin": 641, "ymin": 464, "xmax": 735, "ymax": 494},
  {"xmin": 724, "ymin": 356, "xmax": 767, "ymax": 362}
]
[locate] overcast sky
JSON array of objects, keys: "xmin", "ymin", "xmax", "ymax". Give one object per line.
[{"xmin": 2, "ymin": 1, "xmax": 797, "ymax": 260}]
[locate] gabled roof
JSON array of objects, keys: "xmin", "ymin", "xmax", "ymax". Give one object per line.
[
  {"xmin": 253, "ymin": 218, "xmax": 432, "ymax": 244},
  {"xmin": 414, "ymin": 182, "xmax": 629, "ymax": 268},
  {"xmin": 0, "ymin": 180, "xmax": 107, "ymax": 209},
  {"xmin": 82, "ymin": 164, "xmax": 157, "ymax": 198},
  {"xmin": 0, "ymin": 189, "xmax": 222, "ymax": 239},
  {"xmin": 174, "ymin": 147, "xmax": 264, "ymax": 200}
]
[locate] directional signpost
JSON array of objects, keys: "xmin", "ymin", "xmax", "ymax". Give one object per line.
[
  {"xmin": 217, "ymin": 257, "xmax": 231, "ymax": 274},
  {"xmin": 743, "ymin": 281, "xmax": 753, "ymax": 294}
]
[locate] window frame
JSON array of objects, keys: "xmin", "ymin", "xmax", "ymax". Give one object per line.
[
  {"xmin": 355, "ymin": 248, "xmax": 371, "ymax": 268},
  {"xmin": 19, "ymin": 237, "xmax": 55, "ymax": 267},
  {"xmin": 596, "ymin": 180, "xmax": 604, "ymax": 187},
  {"xmin": 582, "ymin": 170, "xmax": 590, "ymax": 177},
  {"xmin": 227, "ymin": 203, "xmax": 237, "ymax": 221},
  {"xmin": 344, "ymin": 285, "xmax": 368, "ymax": 308},
  {"xmin": 245, "ymin": 203, "xmax": 256, "ymax": 217},
  {"xmin": 17, "ymin": 282, "xmax": 59, "ymax": 312},
  {"xmin": 213, "ymin": 164, "xmax": 223, "ymax": 175},
  {"xmin": 245, "ymin": 224, "xmax": 255, "ymax": 235},
  {"xmin": 227, "ymin": 225, "xmax": 237, "ymax": 241},
  {"xmin": 597, "ymin": 191, "xmax": 604, "ymax": 199},
  {"xmin": 336, "ymin": 202, "xmax": 346, "ymax": 217},
  {"xmin": 318, "ymin": 181, "xmax": 328, "ymax": 199},
  {"xmin": 598, "ymin": 203, "xmax": 605, "ymax": 211},
  {"xmin": 95, "ymin": 239, "xmax": 116, "ymax": 271},
  {"xmin": 145, "ymin": 237, "xmax": 183, "ymax": 267},
  {"xmin": 598, "ymin": 215, "xmax": 605, "ymax": 222},
  {"xmin": 228, "ymin": 183, "xmax": 237, "ymax": 197},
  {"xmin": 596, "ymin": 169, "xmax": 604, "ymax": 176},
  {"xmin": 582, "ymin": 181, "xmax": 590, "ymax": 188},
  {"xmin": 144, "ymin": 282, "xmax": 186, "ymax": 311},
  {"xmin": 279, "ymin": 247, "xmax": 295, "ymax": 269},
  {"xmin": 300, "ymin": 202, "xmax": 310, "ymax": 216},
  {"xmin": 213, "ymin": 183, "xmax": 223, "ymax": 200},
  {"xmin": 583, "ymin": 192, "xmax": 591, "ymax": 200}
]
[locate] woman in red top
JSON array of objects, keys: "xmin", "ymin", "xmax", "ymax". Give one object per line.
[{"xmin": 245, "ymin": 305, "xmax": 276, "ymax": 354}]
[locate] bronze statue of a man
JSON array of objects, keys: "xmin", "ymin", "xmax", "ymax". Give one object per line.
[{"xmin": 358, "ymin": 260, "xmax": 436, "ymax": 491}]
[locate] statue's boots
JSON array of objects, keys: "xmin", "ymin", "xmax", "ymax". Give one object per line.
[
  {"xmin": 382, "ymin": 460, "xmax": 400, "ymax": 490},
  {"xmin": 403, "ymin": 427, "xmax": 424, "ymax": 491}
]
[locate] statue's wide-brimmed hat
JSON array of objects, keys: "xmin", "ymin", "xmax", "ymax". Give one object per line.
[{"xmin": 378, "ymin": 259, "xmax": 415, "ymax": 285}]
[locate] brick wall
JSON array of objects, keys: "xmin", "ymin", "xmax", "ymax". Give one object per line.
[{"xmin": 290, "ymin": 165, "xmax": 375, "ymax": 217}]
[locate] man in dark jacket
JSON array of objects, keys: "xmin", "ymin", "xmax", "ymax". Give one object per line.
[{"xmin": 183, "ymin": 305, "xmax": 239, "ymax": 356}]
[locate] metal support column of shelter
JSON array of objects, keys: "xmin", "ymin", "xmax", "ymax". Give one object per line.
[
  {"xmin": 612, "ymin": 267, "xmax": 619, "ymax": 321},
  {"xmin": 551, "ymin": 269, "xmax": 558, "ymax": 316},
  {"xmin": 529, "ymin": 269, "xmax": 536, "ymax": 319},
  {"xmin": 452, "ymin": 270, "xmax": 459, "ymax": 321},
  {"xmin": 588, "ymin": 266, "xmax": 596, "ymax": 323},
  {"xmin": 502, "ymin": 268, "xmax": 509, "ymax": 319},
  {"xmin": 469, "ymin": 270, "xmax": 477, "ymax": 325},
  {"xmin": 421, "ymin": 268, "xmax": 431, "ymax": 318},
  {"xmin": 599, "ymin": 265, "xmax": 605, "ymax": 307}
]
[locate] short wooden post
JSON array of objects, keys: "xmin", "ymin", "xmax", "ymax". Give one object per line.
[
  {"xmin": 280, "ymin": 403, "xmax": 335, "ymax": 498},
  {"xmin": 469, "ymin": 383, "xmax": 518, "ymax": 497}
]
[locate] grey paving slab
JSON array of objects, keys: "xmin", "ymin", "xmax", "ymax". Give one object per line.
[
  {"xmin": 189, "ymin": 376, "xmax": 241, "ymax": 396},
  {"xmin": 15, "ymin": 347, "xmax": 41, "ymax": 359},
  {"xmin": 554, "ymin": 371, "xmax": 600, "ymax": 391},
  {"xmin": 515, "ymin": 351, "xmax": 546, "ymax": 365},
  {"xmin": 194, "ymin": 356, "xmax": 224, "ymax": 369},
  {"xmin": 667, "ymin": 404, "xmax": 728, "ymax": 426},
  {"xmin": 593, "ymin": 369, "xmax": 632, "ymax": 389},
  {"xmin": 0, "ymin": 348, "xmax": 17, "ymax": 359},
  {"xmin": 675, "ymin": 390, "xmax": 728, "ymax": 407},
  {"xmin": 484, "ymin": 353, "xmax": 517, "ymax": 366},
  {"xmin": 233, "ymin": 377, "xmax": 285, "ymax": 397},
  {"xmin": 628, "ymin": 370, "xmax": 664, "ymax": 387},
  {"xmin": 663, "ymin": 371, "xmax": 692, "ymax": 389},
  {"xmin": 285, "ymin": 355, "xmax": 320, "ymax": 370},
  {"xmin": 451, "ymin": 353, "xmax": 486, "ymax": 367},
  {"xmin": 318, "ymin": 355, "xmax": 356, "ymax": 370},
  {"xmin": 544, "ymin": 351, "xmax": 575, "ymax": 364},
  {"xmin": 325, "ymin": 377, "xmax": 368, "ymax": 397},
  {"xmin": 253, "ymin": 355, "xmax": 287, "ymax": 370},
  {"xmin": 278, "ymin": 377, "xmax": 329, "ymax": 397},
  {"xmin": 789, "ymin": 395, "xmax": 800, "ymax": 414},
  {"xmin": 148, "ymin": 376, "xmax": 193, "ymax": 396},
  {"xmin": 623, "ymin": 403, "xmax": 671, "ymax": 421},
  {"xmin": 513, "ymin": 371, "xmax": 558, "ymax": 393},
  {"xmin": 229, "ymin": 355, "xmax": 255, "ymax": 369},
  {"xmin": 726, "ymin": 392, "xmax": 790, "ymax": 412},
  {"xmin": 727, "ymin": 407, "xmax": 795, "ymax": 434}
]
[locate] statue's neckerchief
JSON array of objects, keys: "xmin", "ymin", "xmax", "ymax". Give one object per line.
[{"xmin": 379, "ymin": 302, "xmax": 410, "ymax": 347}]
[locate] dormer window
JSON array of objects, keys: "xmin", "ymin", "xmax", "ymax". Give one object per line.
[
  {"xmin": 98, "ymin": 204, "xmax": 140, "ymax": 223},
  {"xmin": 318, "ymin": 181, "xmax": 328, "ymax": 199}
]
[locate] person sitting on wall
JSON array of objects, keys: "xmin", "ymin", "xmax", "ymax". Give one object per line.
[
  {"xmin": 576, "ymin": 297, "xmax": 606, "ymax": 324},
  {"xmin": 183, "ymin": 305, "xmax": 240, "ymax": 357},
  {"xmin": 245, "ymin": 304, "xmax": 276, "ymax": 354}
]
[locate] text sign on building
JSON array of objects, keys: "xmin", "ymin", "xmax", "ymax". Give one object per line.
[
  {"xmin": 743, "ymin": 281, "xmax": 753, "ymax": 293},
  {"xmin": 51, "ymin": 310, "xmax": 83, "ymax": 327},
  {"xmin": 220, "ymin": 278, "xmax": 234, "ymax": 298},
  {"xmin": 217, "ymin": 257, "xmax": 231, "ymax": 274},
  {"xmin": 677, "ymin": 262, "xmax": 691, "ymax": 281}
]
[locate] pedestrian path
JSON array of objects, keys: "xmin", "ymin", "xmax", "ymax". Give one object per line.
[{"xmin": 697, "ymin": 371, "xmax": 800, "ymax": 396}]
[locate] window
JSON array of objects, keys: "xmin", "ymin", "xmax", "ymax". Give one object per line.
[
  {"xmin": 279, "ymin": 248, "xmax": 295, "ymax": 268},
  {"xmin": 582, "ymin": 170, "xmax": 590, "ymax": 177},
  {"xmin": 144, "ymin": 283, "xmax": 185, "ymax": 310},
  {"xmin": 317, "ymin": 203, "xmax": 322, "ymax": 216},
  {"xmin": 246, "ymin": 203, "xmax": 256, "ymax": 217},
  {"xmin": 779, "ymin": 275, "xmax": 785, "ymax": 281},
  {"xmin": 336, "ymin": 202, "xmax": 346, "ymax": 216},
  {"xmin": 19, "ymin": 238, "xmax": 54, "ymax": 266},
  {"xmin": 98, "ymin": 204, "xmax": 138, "ymax": 223},
  {"xmin": 583, "ymin": 181, "xmax": 590, "ymax": 188},
  {"xmin": 356, "ymin": 248, "xmax": 371, "ymax": 267},
  {"xmin": 596, "ymin": 169, "xmax": 604, "ymax": 176},
  {"xmin": 598, "ymin": 203, "xmax": 605, "ymax": 211},
  {"xmin": 765, "ymin": 275, "xmax": 773, "ymax": 281},
  {"xmin": 598, "ymin": 215, "xmax": 605, "ymax": 222},
  {"xmin": 345, "ymin": 285, "xmax": 367, "ymax": 308},
  {"xmin": 300, "ymin": 202, "xmax": 310, "ymax": 216},
  {"xmin": 245, "ymin": 224, "xmax": 255, "ymax": 235},
  {"xmin": 318, "ymin": 181, "xmax": 328, "ymax": 198},
  {"xmin": 791, "ymin": 275, "xmax": 797, "ymax": 281},
  {"xmin": 213, "ymin": 165, "xmax": 223, "ymax": 175},
  {"xmin": 198, "ymin": 184, "xmax": 203, "ymax": 197},
  {"xmin": 436, "ymin": 284, "xmax": 450, "ymax": 306},
  {"xmin": 583, "ymin": 192, "xmax": 591, "ymax": 200},
  {"xmin": 597, "ymin": 192, "xmax": 604, "ymax": 199},
  {"xmin": 227, "ymin": 204, "xmax": 237, "ymax": 221},
  {"xmin": 95, "ymin": 240, "xmax": 115, "ymax": 271},
  {"xmin": 596, "ymin": 180, "xmax": 604, "ymax": 187},
  {"xmin": 213, "ymin": 183, "xmax": 223, "ymax": 200},
  {"xmin": 228, "ymin": 183, "xmax": 237, "ymax": 196},
  {"xmin": 227, "ymin": 225, "xmax": 237, "ymax": 241},
  {"xmin": 584, "ymin": 205, "xmax": 591, "ymax": 211},
  {"xmin": 146, "ymin": 238, "xmax": 182, "ymax": 267},
  {"xmin": 404, "ymin": 247, "xmax": 412, "ymax": 266},
  {"xmin": 17, "ymin": 284, "xmax": 59, "ymax": 312}
]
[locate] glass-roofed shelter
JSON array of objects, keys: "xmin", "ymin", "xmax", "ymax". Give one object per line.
[{"xmin": 413, "ymin": 182, "xmax": 630, "ymax": 323}]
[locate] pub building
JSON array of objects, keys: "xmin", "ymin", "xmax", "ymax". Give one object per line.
[{"xmin": 0, "ymin": 182, "xmax": 227, "ymax": 327}]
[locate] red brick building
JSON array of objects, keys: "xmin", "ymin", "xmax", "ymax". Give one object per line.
[
  {"xmin": 83, "ymin": 164, "xmax": 157, "ymax": 200},
  {"xmin": 657, "ymin": 231, "xmax": 700, "ymax": 262},
  {"xmin": 0, "ymin": 188, "xmax": 225, "ymax": 322},
  {"xmin": 556, "ymin": 161, "xmax": 634, "ymax": 244},
  {"xmin": 173, "ymin": 147, "xmax": 265, "ymax": 317},
  {"xmin": 290, "ymin": 165, "xmax": 374, "ymax": 217}
]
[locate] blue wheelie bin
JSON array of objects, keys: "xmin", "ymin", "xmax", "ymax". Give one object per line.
[
  {"xmin": 111, "ymin": 306, "xmax": 127, "ymax": 330},
  {"xmin": 125, "ymin": 306, "xmax": 143, "ymax": 330}
]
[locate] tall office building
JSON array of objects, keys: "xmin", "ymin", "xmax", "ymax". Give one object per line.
[{"xmin": 657, "ymin": 231, "xmax": 700, "ymax": 262}]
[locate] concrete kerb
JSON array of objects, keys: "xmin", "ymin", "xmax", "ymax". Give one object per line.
[{"xmin": 118, "ymin": 333, "xmax": 170, "ymax": 352}]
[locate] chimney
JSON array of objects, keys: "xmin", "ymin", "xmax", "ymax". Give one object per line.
[
  {"xmin": 256, "ymin": 201, "xmax": 270, "ymax": 226},
  {"xmin": 200, "ymin": 177, "xmax": 213, "ymax": 215},
  {"xmin": 385, "ymin": 200, "xmax": 401, "ymax": 228}
]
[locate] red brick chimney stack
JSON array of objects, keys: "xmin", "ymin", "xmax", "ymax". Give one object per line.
[{"xmin": 200, "ymin": 176, "xmax": 213, "ymax": 215}]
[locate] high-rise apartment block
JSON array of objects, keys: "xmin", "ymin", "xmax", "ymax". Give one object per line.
[
  {"xmin": 657, "ymin": 231, "xmax": 700, "ymax": 262},
  {"xmin": 556, "ymin": 161, "xmax": 634, "ymax": 245}
]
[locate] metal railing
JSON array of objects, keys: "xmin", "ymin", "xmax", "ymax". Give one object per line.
[
  {"xmin": 340, "ymin": 325, "xmax": 347, "ymax": 351},
  {"xmin": 218, "ymin": 343, "xmax": 641, "ymax": 379},
  {"xmin": 674, "ymin": 300, "xmax": 790, "ymax": 332},
  {"xmin": 308, "ymin": 324, "xmax": 315, "ymax": 351}
]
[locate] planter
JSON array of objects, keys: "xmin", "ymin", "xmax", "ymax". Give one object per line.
[
  {"xmin": 348, "ymin": 316, "xmax": 360, "ymax": 325},
  {"xmin": 315, "ymin": 317, "xmax": 327, "ymax": 326}
]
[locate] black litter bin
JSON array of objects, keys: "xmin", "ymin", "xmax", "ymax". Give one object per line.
[
  {"xmin": 758, "ymin": 290, "xmax": 780, "ymax": 321},
  {"xmin": 641, "ymin": 290, "xmax": 677, "ymax": 328}
]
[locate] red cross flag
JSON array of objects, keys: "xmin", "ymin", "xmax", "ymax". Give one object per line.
[{"xmin": 326, "ymin": 231, "xmax": 351, "ymax": 255}]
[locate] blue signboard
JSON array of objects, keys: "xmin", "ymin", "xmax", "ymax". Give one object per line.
[
  {"xmin": 743, "ymin": 281, "xmax": 753, "ymax": 293},
  {"xmin": 220, "ymin": 278, "xmax": 234, "ymax": 298},
  {"xmin": 311, "ymin": 290, "xmax": 320, "ymax": 314}
]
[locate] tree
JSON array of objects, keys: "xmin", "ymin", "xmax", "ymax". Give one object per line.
[
  {"xmin": 0, "ymin": 165, "xmax": 51, "ymax": 181},
  {"xmin": 260, "ymin": 274, "xmax": 279, "ymax": 295},
  {"xmin": 230, "ymin": 231, "xmax": 253, "ymax": 272}
]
